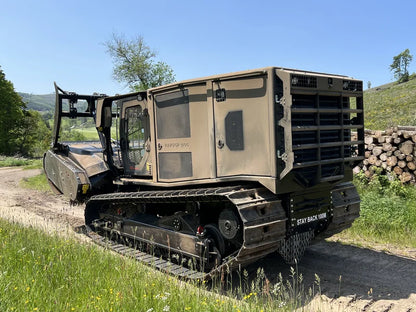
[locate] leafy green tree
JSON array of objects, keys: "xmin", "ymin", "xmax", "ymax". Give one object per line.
[
  {"xmin": 105, "ymin": 33, "xmax": 175, "ymax": 91},
  {"xmin": 0, "ymin": 66, "xmax": 26, "ymax": 155},
  {"xmin": 16, "ymin": 110, "xmax": 51, "ymax": 157},
  {"xmin": 0, "ymin": 67, "xmax": 51, "ymax": 157},
  {"xmin": 390, "ymin": 49, "xmax": 413, "ymax": 83}
]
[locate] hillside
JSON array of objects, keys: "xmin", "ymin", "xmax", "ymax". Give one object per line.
[
  {"xmin": 18, "ymin": 92, "xmax": 54, "ymax": 111},
  {"xmin": 364, "ymin": 78, "xmax": 416, "ymax": 130}
]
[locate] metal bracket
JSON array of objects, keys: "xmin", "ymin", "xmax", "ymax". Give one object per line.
[{"xmin": 277, "ymin": 150, "xmax": 288, "ymax": 162}]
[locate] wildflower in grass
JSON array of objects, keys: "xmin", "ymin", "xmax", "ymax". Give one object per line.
[
  {"xmin": 146, "ymin": 308, "xmax": 153, "ymax": 312},
  {"xmin": 185, "ymin": 307, "xmax": 191, "ymax": 311},
  {"xmin": 116, "ymin": 291, "xmax": 122, "ymax": 301},
  {"xmin": 163, "ymin": 305, "xmax": 170, "ymax": 311}
]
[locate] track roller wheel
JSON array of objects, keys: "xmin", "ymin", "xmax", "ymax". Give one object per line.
[{"xmin": 204, "ymin": 224, "xmax": 225, "ymax": 269}]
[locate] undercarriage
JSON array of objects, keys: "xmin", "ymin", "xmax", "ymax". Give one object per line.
[{"xmin": 84, "ymin": 183, "xmax": 359, "ymax": 279}]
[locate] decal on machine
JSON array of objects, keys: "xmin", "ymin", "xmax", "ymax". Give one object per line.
[{"xmin": 296, "ymin": 212, "xmax": 327, "ymax": 226}]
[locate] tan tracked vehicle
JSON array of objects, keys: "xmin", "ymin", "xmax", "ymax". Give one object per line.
[{"xmin": 44, "ymin": 67, "xmax": 364, "ymax": 278}]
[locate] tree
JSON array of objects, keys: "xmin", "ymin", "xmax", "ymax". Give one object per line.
[
  {"xmin": 0, "ymin": 66, "xmax": 26, "ymax": 155},
  {"xmin": 105, "ymin": 33, "xmax": 175, "ymax": 91},
  {"xmin": 0, "ymin": 66, "xmax": 51, "ymax": 157},
  {"xmin": 390, "ymin": 49, "xmax": 413, "ymax": 83},
  {"xmin": 16, "ymin": 110, "xmax": 51, "ymax": 157}
]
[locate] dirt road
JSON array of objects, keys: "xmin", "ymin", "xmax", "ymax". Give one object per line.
[
  {"xmin": 1, "ymin": 167, "xmax": 415, "ymax": 311},
  {"xmin": 0, "ymin": 167, "xmax": 84, "ymax": 235}
]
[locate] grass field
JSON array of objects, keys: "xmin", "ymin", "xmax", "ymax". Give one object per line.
[
  {"xmin": 340, "ymin": 174, "xmax": 416, "ymax": 247},
  {"xmin": 0, "ymin": 218, "xmax": 313, "ymax": 312},
  {"xmin": 364, "ymin": 77, "xmax": 416, "ymax": 129}
]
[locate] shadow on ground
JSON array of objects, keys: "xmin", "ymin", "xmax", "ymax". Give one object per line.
[{"xmin": 239, "ymin": 240, "xmax": 416, "ymax": 303}]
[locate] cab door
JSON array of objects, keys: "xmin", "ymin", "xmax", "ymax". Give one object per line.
[
  {"xmin": 213, "ymin": 75, "xmax": 272, "ymax": 177},
  {"xmin": 119, "ymin": 97, "xmax": 151, "ymax": 176}
]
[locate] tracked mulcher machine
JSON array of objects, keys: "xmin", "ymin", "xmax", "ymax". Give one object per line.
[{"xmin": 44, "ymin": 67, "xmax": 364, "ymax": 277}]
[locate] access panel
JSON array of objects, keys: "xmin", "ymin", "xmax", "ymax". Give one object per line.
[
  {"xmin": 154, "ymin": 84, "xmax": 212, "ymax": 182},
  {"xmin": 213, "ymin": 75, "xmax": 273, "ymax": 178}
]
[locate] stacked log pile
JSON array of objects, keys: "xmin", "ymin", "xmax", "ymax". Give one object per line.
[{"xmin": 357, "ymin": 126, "xmax": 416, "ymax": 183}]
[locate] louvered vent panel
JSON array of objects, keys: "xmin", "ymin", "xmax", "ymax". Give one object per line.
[{"xmin": 291, "ymin": 93, "xmax": 363, "ymax": 185}]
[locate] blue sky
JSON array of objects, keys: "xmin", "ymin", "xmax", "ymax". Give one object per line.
[{"xmin": 1, "ymin": 0, "xmax": 415, "ymax": 95}]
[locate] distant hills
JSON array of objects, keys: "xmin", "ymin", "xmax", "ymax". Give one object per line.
[
  {"xmin": 19, "ymin": 92, "xmax": 55, "ymax": 111},
  {"xmin": 18, "ymin": 77, "xmax": 416, "ymax": 130}
]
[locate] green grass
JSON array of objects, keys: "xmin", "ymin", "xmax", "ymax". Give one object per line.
[
  {"xmin": 0, "ymin": 218, "xmax": 313, "ymax": 312},
  {"xmin": 19, "ymin": 173, "xmax": 51, "ymax": 193},
  {"xmin": 77, "ymin": 126, "xmax": 99, "ymax": 141},
  {"xmin": 364, "ymin": 77, "xmax": 416, "ymax": 129},
  {"xmin": 341, "ymin": 173, "xmax": 416, "ymax": 247},
  {"xmin": 0, "ymin": 156, "xmax": 42, "ymax": 169}
]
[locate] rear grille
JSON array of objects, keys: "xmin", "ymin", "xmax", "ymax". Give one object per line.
[{"xmin": 291, "ymin": 94, "xmax": 364, "ymax": 185}]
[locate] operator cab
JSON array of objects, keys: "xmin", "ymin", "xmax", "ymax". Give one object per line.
[{"xmin": 96, "ymin": 92, "xmax": 152, "ymax": 178}]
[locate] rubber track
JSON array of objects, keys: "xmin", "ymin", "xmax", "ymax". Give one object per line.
[
  {"xmin": 85, "ymin": 185, "xmax": 287, "ymax": 280},
  {"xmin": 84, "ymin": 227, "xmax": 208, "ymax": 280}
]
